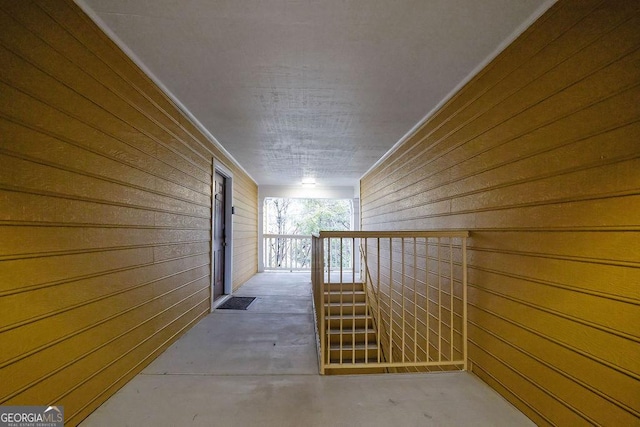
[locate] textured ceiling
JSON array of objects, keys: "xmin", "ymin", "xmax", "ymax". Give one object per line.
[{"xmin": 77, "ymin": 0, "xmax": 552, "ymax": 187}]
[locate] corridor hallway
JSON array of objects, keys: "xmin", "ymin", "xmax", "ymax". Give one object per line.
[{"xmin": 81, "ymin": 273, "xmax": 533, "ymax": 426}]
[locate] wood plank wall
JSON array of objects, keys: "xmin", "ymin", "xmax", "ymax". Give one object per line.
[
  {"xmin": 0, "ymin": 0, "xmax": 258, "ymax": 424},
  {"xmin": 360, "ymin": 1, "xmax": 640, "ymax": 425}
]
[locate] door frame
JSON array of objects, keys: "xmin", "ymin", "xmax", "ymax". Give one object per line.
[{"xmin": 211, "ymin": 160, "xmax": 234, "ymax": 311}]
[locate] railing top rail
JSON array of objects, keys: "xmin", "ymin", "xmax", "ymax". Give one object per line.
[
  {"xmin": 263, "ymin": 234, "xmax": 313, "ymax": 239},
  {"xmin": 318, "ymin": 230, "xmax": 469, "ymax": 238}
]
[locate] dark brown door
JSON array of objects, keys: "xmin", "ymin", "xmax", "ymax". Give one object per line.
[{"xmin": 213, "ymin": 172, "xmax": 226, "ymax": 300}]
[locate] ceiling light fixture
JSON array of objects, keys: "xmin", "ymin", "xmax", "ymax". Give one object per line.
[{"xmin": 301, "ymin": 177, "xmax": 316, "ymax": 187}]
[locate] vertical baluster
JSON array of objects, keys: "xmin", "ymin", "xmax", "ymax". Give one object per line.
[
  {"xmin": 326, "ymin": 237, "xmax": 331, "ymax": 366},
  {"xmin": 414, "ymin": 237, "xmax": 418, "ymax": 363},
  {"xmin": 401, "ymin": 237, "xmax": 406, "ymax": 363},
  {"xmin": 377, "ymin": 237, "xmax": 381, "ymax": 363},
  {"xmin": 339, "ymin": 238, "xmax": 343, "ymax": 364},
  {"xmin": 437, "ymin": 237, "xmax": 442, "ymax": 363},
  {"xmin": 389, "ymin": 238, "xmax": 393, "ymax": 363},
  {"xmin": 364, "ymin": 238, "xmax": 369, "ymax": 364},
  {"xmin": 425, "ymin": 237, "xmax": 430, "ymax": 361},
  {"xmin": 318, "ymin": 237, "xmax": 325, "ymax": 373},
  {"xmin": 340, "ymin": 238, "xmax": 344, "ymax": 283},
  {"xmin": 450, "ymin": 238, "xmax": 454, "ymax": 362},
  {"xmin": 462, "ymin": 236, "xmax": 468, "ymax": 371},
  {"xmin": 352, "ymin": 237, "xmax": 356, "ymax": 364}
]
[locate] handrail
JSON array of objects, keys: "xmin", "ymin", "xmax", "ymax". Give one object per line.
[
  {"xmin": 319, "ymin": 230, "xmax": 469, "ymax": 238},
  {"xmin": 311, "ymin": 230, "xmax": 469, "ymax": 374},
  {"xmin": 264, "ymin": 233, "xmax": 313, "ymax": 239}
]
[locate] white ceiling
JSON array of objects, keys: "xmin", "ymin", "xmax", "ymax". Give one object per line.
[{"xmin": 77, "ymin": 0, "xmax": 553, "ymax": 187}]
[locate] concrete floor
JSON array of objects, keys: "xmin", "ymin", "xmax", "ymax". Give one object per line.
[{"xmin": 81, "ymin": 272, "xmax": 534, "ymax": 427}]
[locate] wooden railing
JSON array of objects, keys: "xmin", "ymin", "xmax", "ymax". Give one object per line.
[
  {"xmin": 311, "ymin": 231, "xmax": 469, "ymax": 374},
  {"xmin": 263, "ymin": 234, "xmax": 312, "ymax": 271},
  {"xmin": 265, "ymin": 233, "xmax": 355, "ymax": 271}
]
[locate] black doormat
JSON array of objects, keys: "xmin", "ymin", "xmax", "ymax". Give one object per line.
[{"xmin": 217, "ymin": 296, "xmax": 256, "ymax": 310}]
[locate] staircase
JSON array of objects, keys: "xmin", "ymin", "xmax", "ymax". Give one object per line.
[
  {"xmin": 312, "ymin": 231, "xmax": 469, "ymax": 375},
  {"xmin": 323, "ymin": 282, "xmax": 386, "ymax": 375}
]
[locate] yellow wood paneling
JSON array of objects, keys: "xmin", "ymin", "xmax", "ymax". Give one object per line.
[
  {"xmin": 360, "ymin": 1, "xmax": 640, "ymax": 424},
  {"xmin": 0, "ymin": 0, "xmax": 258, "ymax": 424},
  {"xmin": 364, "ymin": 0, "xmax": 637, "ymax": 190},
  {"xmin": 470, "ymin": 307, "xmax": 640, "ymax": 415},
  {"xmin": 0, "ymin": 259, "xmax": 210, "ymax": 342},
  {"xmin": 0, "ymin": 282, "xmax": 210, "ymax": 399},
  {"xmin": 11, "ymin": 294, "xmax": 209, "ymax": 418}
]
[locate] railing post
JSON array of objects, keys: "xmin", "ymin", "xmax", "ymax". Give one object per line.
[
  {"xmin": 449, "ymin": 238, "xmax": 454, "ymax": 363},
  {"xmin": 312, "ymin": 235, "xmax": 326, "ymax": 374},
  {"xmin": 413, "ymin": 237, "xmax": 418, "ymax": 364},
  {"xmin": 363, "ymin": 238, "xmax": 369, "ymax": 364},
  {"xmin": 437, "ymin": 237, "xmax": 442, "ymax": 363},
  {"xmin": 401, "ymin": 237, "xmax": 406, "ymax": 363},
  {"xmin": 377, "ymin": 237, "xmax": 381, "ymax": 364},
  {"xmin": 462, "ymin": 236, "xmax": 468, "ymax": 371},
  {"xmin": 352, "ymin": 237, "xmax": 356, "ymax": 364},
  {"xmin": 425, "ymin": 237, "xmax": 430, "ymax": 362},
  {"xmin": 389, "ymin": 237, "xmax": 393, "ymax": 364}
]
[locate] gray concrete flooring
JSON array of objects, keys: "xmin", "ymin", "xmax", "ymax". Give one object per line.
[{"xmin": 81, "ymin": 272, "xmax": 534, "ymax": 427}]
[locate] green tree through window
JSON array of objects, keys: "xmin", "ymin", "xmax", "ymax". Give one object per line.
[{"xmin": 264, "ymin": 198, "xmax": 352, "ymax": 269}]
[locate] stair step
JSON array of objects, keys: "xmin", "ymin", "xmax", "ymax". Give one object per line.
[
  {"xmin": 327, "ymin": 327, "xmax": 376, "ymax": 335},
  {"xmin": 326, "ymin": 301, "xmax": 367, "ymax": 307},
  {"xmin": 327, "ymin": 325, "xmax": 377, "ymax": 344},
  {"xmin": 325, "ymin": 302, "xmax": 367, "ymax": 315},
  {"xmin": 324, "ymin": 291, "xmax": 366, "ymax": 303},
  {"xmin": 324, "ymin": 282, "xmax": 365, "ymax": 292},
  {"xmin": 326, "ymin": 313, "xmax": 371, "ymax": 320},
  {"xmin": 330, "ymin": 343, "xmax": 379, "ymax": 351},
  {"xmin": 329, "ymin": 341, "xmax": 378, "ymax": 359},
  {"xmin": 329, "ymin": 345, "xmax": 379, "ymax": 361},
  {"xmin": 322, "ymin": 282, "xmax": 384, "ymax": 374},
  {"xmin": 326, "ymin": 314, "xmax": 372, "ymax": 329}
]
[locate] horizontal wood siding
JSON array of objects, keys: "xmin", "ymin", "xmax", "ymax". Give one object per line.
[
  {"xmin": 0, "ymin": 0, "xmax": 257, "ymax": 424},
  {"xmin": 360, "ymin": 1, "xmax": 640, "ymax": 425}
]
